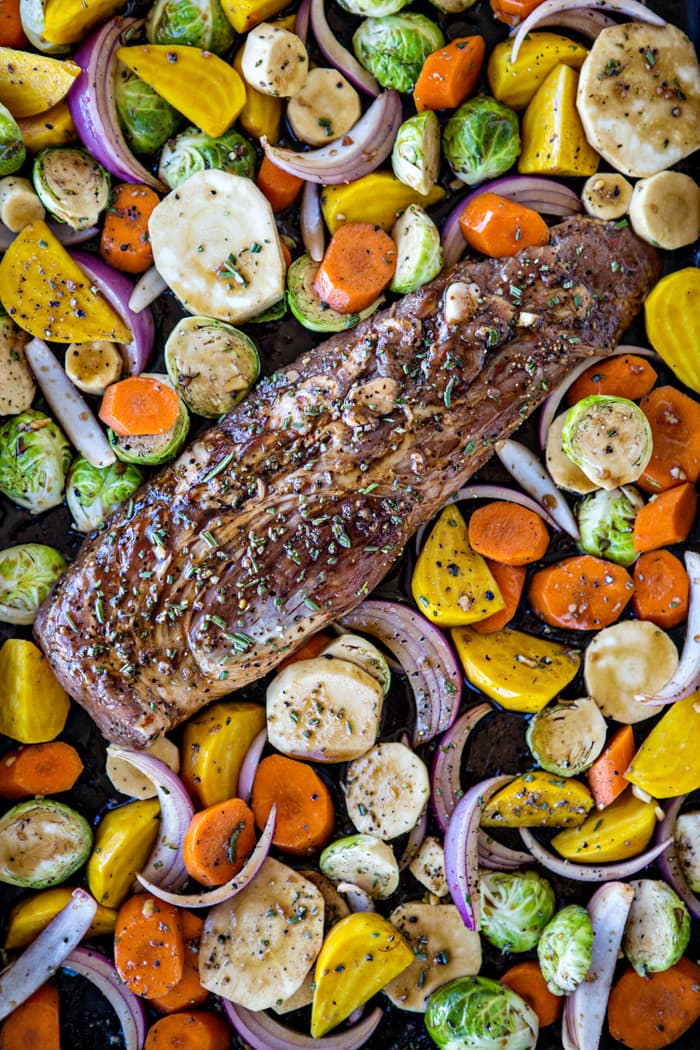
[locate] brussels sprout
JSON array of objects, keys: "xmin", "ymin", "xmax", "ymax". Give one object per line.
[
  {"xmin": 479, "ymin": 870, "xmax": 556, "ymax": 954},
  {"xmin": 287, "ymin": 255, "xmax": 383, "ymax": 333},
  {"xmin": 538, "ymin": 904, "xmax": 593, "ymax": 996},
  {"xmin": 353, "ymin": 14, "xmax": 444, "ymax": 93},
  {"xmin": 108, "ymin": 375, "xmax": 190, "ymax": 467},
  {"xmin": 443, "ymin": 96, "xmax": 520, "ymax": 187},
  {"xmin": 426, "ymin": 976, "xmax": 539, "ymax": 1050},
  {"xmin": 66, "ymin": 457, "xmax": 145, "ymax": 533},
  {"xmin": 675, "ymin": 812, "xmax": 700, "ymax": 893},
  {"xmin": 158, "ymin": 126, "xmax": 256, "ymax": 189},
  {"xmin": 623, "ymin": 879, "xmax": 690, "ymax": 976},
  {"xmin": 526, "ymin": 697, "xmax": 608, "ymax": 777},
  {"xmin": 32, "ymin": 147, "xmax": 110, "ymax": 230},
  {"xmin": 0, "ymin": 410, "xmax": 71, "ymax": 514},
  {"xmin": 562, "ymin": 395, "xmax": 653, "ymax": 490},
  {"xmin": 577, "ymin": 485, "xmax": 644, "ymax": 566},
  {"xmin": 164, "ymin": 316, "xmax": 260, "ymax": 418},
  {"xmin": 146, "ymin": 0, "xmax": 235, "ymax": 54},
  {"xmin": 338, "ymin": 0, "xmax": 408, "ymax": 17},
  {"xmin": 392, "ymin": 110, "xmax": 440, "ymax": 196},
  {"xmin": 0, "ymin": 543, "xmax": 66, "ymax": 625},
  {"xmin": 319, "ymin": 834, "xmax": 399, "ymax": 899},
  {"xmin": 390, "ymin": 204, "xmax": 443, "ymax": 294},
  {"xmin": 427, "ymin": 0, "xmax": 478, "ymax": 11},
  {"xmin": 0, "ymin": 101, "xmax": 26, "ymax": 177},
  {"xmin": 0, "ymin": 799, "xmax": 92, "ymax": 888},
  {"xmin": 115, "ymin": 65, "xmax": 183, "ymax": 155}
]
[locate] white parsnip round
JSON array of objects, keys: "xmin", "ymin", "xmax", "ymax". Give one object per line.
[
  {"xmin": 241, "ymin": 23, "xmax": 308, "ymax": 98},
  {"xmin": 628, "ymin": 171, "xmax": 700, "ymax": 249},
  {"xmin": 581, "ymin": 173, "xmax": 633, "ymax": 221}
]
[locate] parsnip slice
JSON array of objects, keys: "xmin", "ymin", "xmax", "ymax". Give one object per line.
[{"xmin": 584, "ymin": 619, "xmax": 678, "ymax": 724}]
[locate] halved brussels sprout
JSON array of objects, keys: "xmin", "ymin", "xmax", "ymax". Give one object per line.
[
  {"xmin": 390, "ymin": 204, "xmax": 443, "ymax": 294},
  {"xmin": 338, "ymin": 0, "xmax": 408, "ymax": 17},
  {"xmin": 0, "ymin": 101, "xmax": 26, "ymax": 177},
  {"xmin": 0, "ymin": 543, "xmax": 66, "ymax": 624},
  {"xmin": 66, "ymin": 456, "xmax": 145, "ymax": 533},
  {"xmin": 577, "ymin": 485, "xmax": 643, "ymax": 567},
  {"xmin": 427, "ymin": 0, "xmax": 478, "ymax": 10},
  {"xmin": 319, "ymin": 834, "xmax": 399, "ymax": 899},
  {"xmin": 426, "ymin": 976, "xmax": 539, "ymax": 1050},
  {"xmin": 0, "ymin": 409, "xmax": 72, "ymax": 514},
  {"xmin": 32, "ymin": 147, "xmax": 110, "ymax": 230},
  {"xmin": 392, "ymin": 110, "xmax": 441, "ymax": 196},
  {"xmin": 108, "ymin": 375, "xmax": 190, "ymax": 467},
  {"xmin": 114, "ymin": 65, "xmax": 183, "ymax": 156},
  {"xmin": 158, "ymin": 125, "xmax": 256, "ymax": 189},
  {"xmin": 0, "ymin": 799, "xmax": 93, "ymax": 888},
  {"xmin": 480, "ymin": 870, "xmax": 556, "ymax": 953},
  {"xmin": 526, "ymin": 697, "xmax": 607, "ymax": 777},
  {"xmin": 353, "ymin": 14, "xmax": 444, "ymax": 93},
  {"xmin": 287, "ymin": 255, "xmax": 383, "ymax": 333},
  {"xmin": 623, "ymin": 879, "xmax": 690, "ymax": 976},
  {"xmin": 443, "ymin": 96, "xmax": 520, "ymax": 187},
  {"xmin": 164, "ymin": 316, "xmax": 260, "ymax": 418},
  {"xmin": 538, "ymin": 904, "xmax": 593, "ymax": 996},
  {"xmin": 562, "ymin": 395, "xmax": 653, "ymax": 490},
  {"xmin": 675, "ymin": 812, "xmax": 700, "ymax": 894},
  {"xmin": 146, "ymin": 0, "xmax": 235, "ymax": 54}
]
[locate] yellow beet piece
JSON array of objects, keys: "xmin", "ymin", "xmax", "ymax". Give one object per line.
[
  {"xmin": 0, "ymin": 220, "xmax": 132, "ymax": 344},
  {"xmin": 5, "ymin": 887, "xmax": 116, "ymax": 948},
  {"xmin": 551, "ymin": 786, "xmax": 657, "ymax": 862},
  {"xmin": 311, "ymin": 912, "xmax": 413, "ymax": 1037},
  {"xmin": 487, "ymin": 32, "xmax": 588, "ymax": 110},
  {"xmin": 233, "ymin": 46, "xmax": 283, "ymax": 144},
  {"xmin": 625, "ymin": 689, "xmax": 700, "ymax": 798},
  {"xmin": 645, "ymin": 268, "xmax": 700, "ymax": 394},
  {"xmin": 321, "ymin": 172, "xmax": 445, "ymax": 234},
  {"xmin": 43, "ymin": 0, "xmax": 125, "ymax": 45},
  {"xmin": 117, "ymin": 45, "xmax": 246, "ymax": 138},
  {"xmin": 0, "ymin": 48, "xmax": 80, "ymax": 119},
  {"xmin": 221, "ymin": 0, "xmax": 290, "ymax": 34},
  {"xmin": 451, "ymin": 625, "xmax": 581, "ymax": 713},
  {"xmin": 181, "ymin": 700, "xmax": 266, "ymax": 807},
  {"xmin": 0, "ymin": 638, "xmax": 69, "ymax": 744},
  {"xmin": 412, "ymin": 505, "xmax": 504, "ymax": 627},
  {"xmin": 481, "ymin": 770, "xmax": 593, "ymax": 828},
  {"xmin": 87, "ymin": 798, "xmax": 160, "ymax": 908},
  {"xmin": 18, "ymin": 99, "xmax": 76, "ymax": 152},
  {"xmin": 519, "ymin": 63, "xmax": 599, "ymax": 177}
]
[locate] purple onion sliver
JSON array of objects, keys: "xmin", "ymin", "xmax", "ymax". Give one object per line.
[
  {"xmin": 431, "ymin": 703, "xmax": 492, "ymax": 832},
  {"xmin": 223, "ymin": 999, "xmax": 384, "ymax": 1050},
  {"xmin": 656, "ymin": 796, "xmax": 700, "ymax": 921},
  {"xmin": 309, "ymin": 0, "xmax": 379, "ymax": 97},
  {"xmin": 478, "ymin": 830, "xmax": 531, "ymax": 871},
  {"xmin": 295, "ymin": 0, "xmax": 311, "ymax": 45},
  {"xmin": 519, "ymin": 826, "xmax": 674, "ymax": 881},
  {"xmin": 510, "ymin": 0, "xmax": 665, "ymax": 62},
  {"xmin": 237, "ymin": 727, "xmax": 267, "ymax": 803},
  {"xmin": 338, "ymin": 881, "xmax": 376, "ymax": 913},
  {"xmin": 495, "ymin": 438, "xmax": 580, "ymax": 539},
  {"xmin": 399, "ymin": 808, "xmax": 429, "ymax": 870},
  {"xmin": 300, "ymin": 181, "xmax": 325, "ymax": 263},
  {"xmin": 518, "ymin": 7, "xmax": 616, "ymax": 39},
  {"xmin": 63, "ymin": 947, "xmax": 147, "ymax": 1050},
  {"xmin": 636, "ymin": 551, "xmax": 700, "ymax": 705}
]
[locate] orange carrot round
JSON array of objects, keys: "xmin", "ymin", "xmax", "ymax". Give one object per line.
[
  {"xmin": 632, "ymin": 549, "xmax": 690, "ymax": 630},
  {"xmin": 183, "ymin": 797, "xmax": 256, "ymax": 887},
  {"xmin": 256, "ymin": 155, "xmax": 304, "ymax": 213},
  {"xmin": 148, "ymin": 911, "xmax": 208, "ymax": 1015},
  {"xmin": 114, "ymin": 894, "xmax": 184, "ymax": 999},
  {"xmin": 471, "ymin": 561, "xmax": 526, "ymax": 634},
  {"xmin": 468, "ymin": 501, "xmax": 550, "ymax": 565},
  {"xmin": 0, "ymin": 0, "xmax": 26, "ymax": 47},
  {"xmin": 0, "ymin": 742, "xmax": 83, "ymax": 799},
  {"xmin": 586, "ymin": 724, "xmax": 635, "ymax": 811},
  {"xmin": 459, "ymin": 192, "xmax": 549, "ymax": 258},
  {"xmin": 100, "ymin": 184, "xmax": 160, "ymax": 275},
  {"xmin": 632, "ymin": 483, "xmax": 698, "ymax": 554},
  {"xmin": 528, "ymin": 554, "xmax": 634, "ymax": 630},
  {"xmin": 607, "ymin": 958, "xmax": 700, "ymax": 1050},
  {"xmin": 500, "ymin": 961, "xmax": 562, "ymax": 1027},
  {"xmin": 99, "ymin": 376, "xmax": 180, "ymax": 437},
  {"xmin": 490, "ymin": 0, "xmax": 547, "ymax": 25},
  {"xmin": 313, "ymin": 222, "xmax": 396, "ymax": 314},
  {"xmin": 567, "ymin": 354, "xmax": 658, "ymax": 406},
  {"xmin": 251, "ymin": 754, "xmax": 335, "ymax": 856},
  {"xmin": 638, "ymin": 385, "xmax": 700, "ymax": 493},
  {"xmin": 144, "ymin": 1011, "xmax": 231, "ymax": 1050},
  {"xmin": 277, "ymin": 630, "xmax": 334, "ymax": 671},
  {"xmin": 0, "ymin": 981, "xmax": 60, "ymax": 1050},
  {"xmin": 413, "ymin": 36, "xmax": 486, "ymax": 112}
]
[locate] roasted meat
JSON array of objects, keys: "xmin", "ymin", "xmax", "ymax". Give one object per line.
[{"xmin": 34, "ymin": 218, "xmax": 660, "ymax": 746}]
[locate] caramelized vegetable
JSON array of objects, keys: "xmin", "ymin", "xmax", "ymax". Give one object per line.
[
  {"xmin": 321, "ymin": 172, "xmax": 444, "ymax": 234},
  {"xmin": 5, "ymin": 887, "xmax": 116, "ymax": 948},
  {"xmin": 487, "ymin": 32, "xmax": 587, "ymax": 110},
  {"xmin": 17, "ymin": 100, "xmax": 76, "ymax": 152},
  {"xmin": 42, "ymin": 0, "xmax": 125, "ymax": 45},
  {"xmin": 551, "ymin": 788, "xmax": 657, "ymax": 862},
  {"xmin": 221, "ymin": 0, "xmax": 290, "ymax": 34},
  {"xmin": 625, "ymin": 690, "xmax": 700, "ymax": 799},
  {"xmin": 644, "ymin": 268, "xmax": 700, "ymax": 393},
  {"xmin": 638, "ymin": 385, "xmax": 700, "ymax": 493},
  {"xmin": 519, "ymin": 63, "xmax": 598, "ymax": 177},
  {"xmin": 114, "ymin": 893, "xmax": 185, "ymax": 999},
  {"xmin": 481, "ymin": 770, "xmax": 593, "ymax": 828},
  {"xmin": 0, "ymin": 48, "xmax": 79, "ymax": 118},
  {"xmin": 87, "ymin": 798, "xmax": 160, "ymax": 908},
  {"xmin": 181, "ymin": 700, "xmax": 266, "ymax": 807},
  {"xmin": 0, "ymin": 637, "xmax": 69, "ymax": 743}
]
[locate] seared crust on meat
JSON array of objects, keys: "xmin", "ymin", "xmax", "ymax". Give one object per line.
[{"xmin": 34, "ymin": 218, "xmax": 660, "ymax": 746}]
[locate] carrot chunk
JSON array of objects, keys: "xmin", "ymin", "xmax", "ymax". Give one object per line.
[
  {"xmin": 256, "ymin": 155, "xmax": 303, "ymax": 213},
  {"xmin": 183, "ymin": 797, "xmax": 256, "ymax": 887},
  {"xmin": 144, "ymin": 1011, "xmax": 231, "ymax": 1050},
  {"xmin": 467, "ymin": 501, "xmax": 550, "ymax": 565},
  {"xmin": 528, "ymin": 554, "xmax": 634, "ymax": 630},
  {"xmin": 0, "ymin": 0, "xmax": 27, "ymax": 48},
  {"xmin": 0, "ymin": 982, "xmax": 60, "ymax": 1050},
  {"xmin": 413, "ymin": 36, "xmax": 486, "ymax": 111},
  {"xmin": 490, "ymin": 0, "xmax": 547, "ymax": 25},
  {"xmin": 313, "ymin": 222, "xmax": 396, "ymax": 314},
  {"xmin": 608, "ymin": 958, "xmax": 700, "ymax": 1050},
  {"xmin": 114, "ymin": 894, "xmax": 184, "ymax": 999},
  {"xmin": 277, "ymin": 630, "xmax": 334, "ymax": 670},
  {"xmin": 459, "ymin": 192, "xmax": 549, "ymax": 258},
  {"xmin": 638, "ymin": 385, "xmax": 700, "ymax": 493},
  {"xmin": 100, "ymin": 183, "xmax": 160, "ymax": 275},
  {"xmin": 586, "ymin": 724, "xmax": 635, "ymax": 810},
  {"xmin": 632, "ymin": 483, "xmax": 697, "ymax": 554},
  {"xmin": 251, "ymin": 754, "xmax": 335, "ymax": 856},
  {"xmin": 99, "ymin": 375, "xmax": 180, "ymax": 437},
  {"xmin": 148, "ymin": 911, "xmax": 209, "ymax": 1015},
  {"xmin": 566, "ymin": 354, "xmax": 658, "ymax": 405},
  {"xmin": 471, "ymin": 561, "xmax": 526, "ymax": 634},
  {"xmin": 0, "ymin": 741, "xmax": 83, "ymax": 799},
  {"xmin": 500, "ymin": 961, "xmax": 562, "ymax": 1027},
  {"xmin": 632, "ymin": 549, "xmax": 690, "ymax": 629}
]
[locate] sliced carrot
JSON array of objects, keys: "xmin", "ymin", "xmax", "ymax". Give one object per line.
[
  {"xmin": 632, "ymin": 483, "xmax": 697, "ymax": 554},
  {"xmin": 114, "ymin": 894, "xmax": 184, "ymax": 999},
  {"xmin": 490, "ymin": 0, "xmax": 547, "ymax": 25},
  {"xmin": 313, "ymin": 222, "xmax": 396, "ymax": 314},
  {"xmin": 256, "ymin": 155, "xmax": 303, "ymax": 213},
  {"xmin": 251, "ymin": 753, "xmax": 335, "ymax": 856},
  {"xmin": 183, "ymin": 797, "xmax": 256, "ymax": 887},
  {"xmin": 632, "ymin": 549, "xmax": 690, "ymax": 630},
  {"xmin": 528, "ymin": 554, "xmax": 634, "ymax": 630},
  {"xmin": 0, "ymin": 981, "xmax": 59, "ymax": 1050},
  {"xmin": 277, "ymin": 630, "xmax": 334, "ymax": 670},
  {"xmin": 149, "ymin": 912, "xmax": 208, "ymax": 1015},
  {"xmin": 100, "ymin": 183, "xmax": 160, "ymax": 275},
  {"xmin": 566, "ymin": 354, "xmax": 658, "ymax": 406},
  {"xmin": 99, "ymin": 375, "xmax": 180, "ymax": 437},
  {"xmin": 467, "ymin": 501, "xmax": 550, "ymax": 566},
  {"xmin": 608, "ymin": 958, "xmax": 700, "ymax": 1050},
  {"xmin": 413, "ymin": 36, "xmax": 486, "ymax": 112},
  {"xmin": 0, "ymin": 741, "xmax": 83, "ymax": 799},
  {"xmin": 471, "ymin": 561, "xmax": 526, "ymax": 634},
  {"xmin": 0, "ymin": 0, "xmax": 26, "ymax": 48},
  {"xmin": 638, "ymin": 385, "xmax": 700, "ymax": 493},
  {"xmin": 144, "ymin": 1011, "xmax": 231, "ymax": 1050},
  {"xmin": 587, "ymin": 724, "xmax": 635, "ymax": 811},
  {"xmin": 459, "ymin": 192, "xmax": 549, "ymax": 258},
  {"xmin": 500, "ymin": 961, "xmax": 562, "ymax": 1027}
]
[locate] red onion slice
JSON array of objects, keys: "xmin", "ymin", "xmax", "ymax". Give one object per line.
[
  {"xmin": 63, "ymin": 947, "xmax": 146, "ymax": 1050},
  {"xmin": 338, "ymin": 600, "xmax": 462, "ymax": 746},
  {"xmin": 399, "ymin": 808, "xmax": 429, "ymax": 871},
  {"xmin": 128, "ymin": 266, "xmax": 167, "ymax": 314},
  {"xmin": 495, "ymin": 438, "xmax": 579, "ymax": 539},
  {"xmin": 518, "ymin": 7, "xmax": 616, "ymax": 37},
  {"xmin": 24, "ymin": 338, "xmax": 116, "ymax": 468},
  {"xmin": 136, "ymin": 804, "xmax": 276, "ymax": 907},
  {"xmin": 478, "ymin": 831, "xmax": 532, "ymax": 872},
  {"xmin": 72, "ymin": 251, "xmax": 155, "ymax": 376},
  {"xmin": 563, "ymin": 882, "xmax": 634, "ymax": 1050},
  {"xmin": 309, "ymin": 0, "xmax": 379, "ymax": 97},
  {"xmin": 262, "ymin": 90, "xmax": 401, "ymax": 185},
  {"xmin": 295, "ymin": 0, "xmax": 311, "ymax": 45},
  {"xmin": 338, "ymin": 882, "xmax": 376, "ymax": 912},
  {"xmin": 301, "ymin": 181, "xmax": 325, "ymax": 263},
  {"xmin": 107, "ymin": 746, "xmax": 194, "ymax": 891},
  {"xmin": 236, "ymin": 727, "xmax": 267, "ymax": 804},
  {"xmin": 511, "ymin": 0, "xmax": 666, "ymax": 61},
  {"xmin": 655, "ymin": 796, "xmax": 700, "ymax": 921},
  {"xmin": 432, "ymin": 703, "xmax": 492, "ymax": 833},
  {"xmin": 519, "ymin": 827, "xmax": 673, "ymax": 881},
  {"xmin": 0, "ymin": 888, "xmax": 97, "ymax": 1021},
  {"xmin": 636, "ymin": 551, "xmax": 700, "ymax": 705},
  {"xmin": 223, "ymin": 999, "xmax": 383, "ymax": 1050}
]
